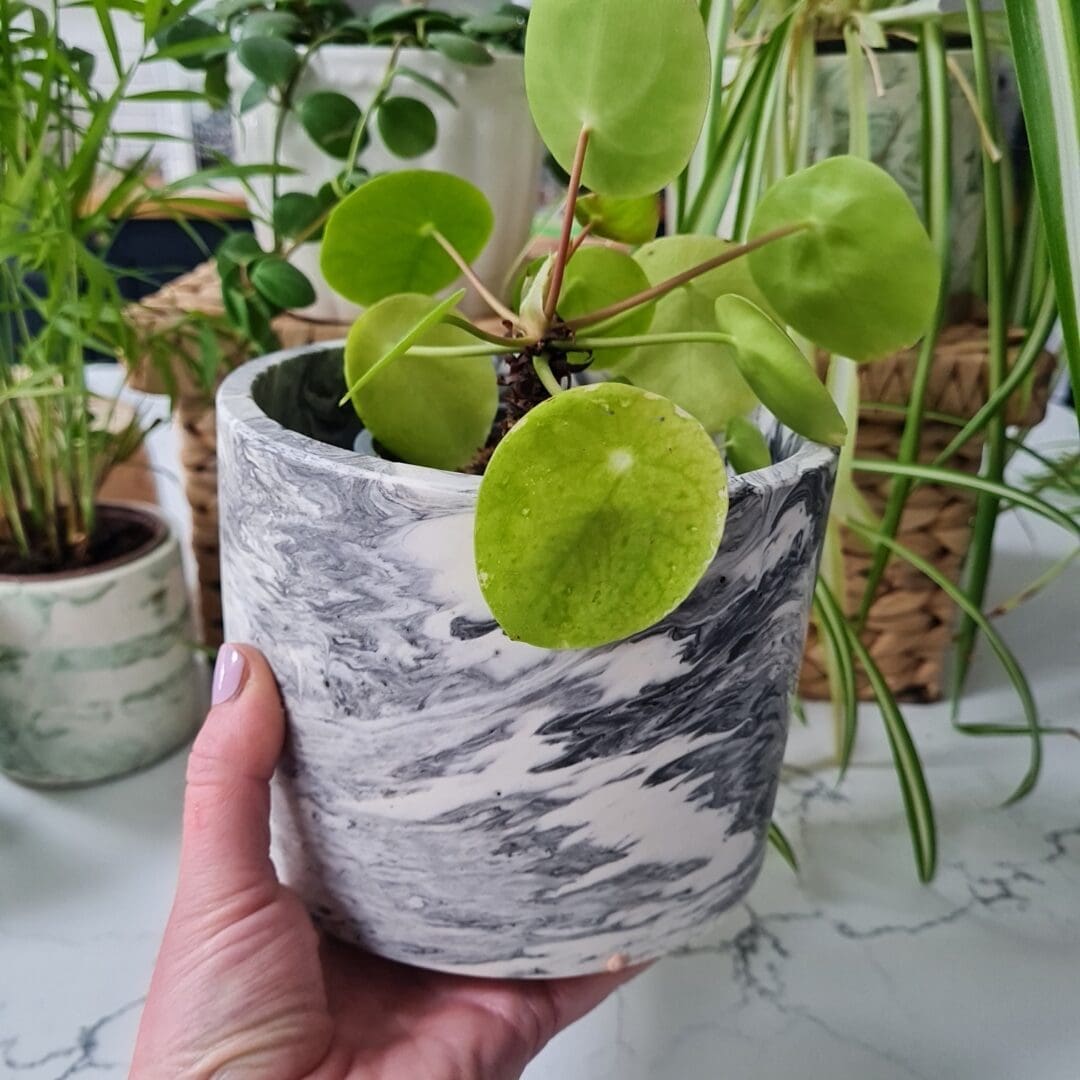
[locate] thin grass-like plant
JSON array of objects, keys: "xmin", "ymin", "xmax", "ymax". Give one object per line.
[{"xmin": 686, "ymin": 0, "xmax": 1080, "ymax": 877}]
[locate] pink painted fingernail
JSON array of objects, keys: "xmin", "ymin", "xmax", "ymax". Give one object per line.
[{"xmin": 212, "ymin": 645, "xmax": 247, "ymax": 706}]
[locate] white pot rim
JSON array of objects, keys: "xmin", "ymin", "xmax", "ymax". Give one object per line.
[
  {"xmin": 0, "ymin": 501, "xmax": 178, "ymax": 591},
  {"xmin": 218, "ymin": 343, "xmax": 838, "ymax": 501}
]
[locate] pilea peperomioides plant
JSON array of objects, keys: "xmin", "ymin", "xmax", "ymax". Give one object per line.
[{"xmin": 318, "ymin": 0, "xmax": 940, "ymax": 651}]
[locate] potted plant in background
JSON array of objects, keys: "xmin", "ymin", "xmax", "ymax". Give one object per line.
[
  {"xmin": 671, "ymin": 0, "xmax": 1080, "ymax": 878},
  {"xmin": 0, "ymin": 0, "xmax": 202, "ymax": 787},
  {"xmin": 166, "ymin": 0, "xmax": 541, "ymax": 328},
  {"xmin": 215, "ymin": 0, "xmax": 942, "ymax": 976}
]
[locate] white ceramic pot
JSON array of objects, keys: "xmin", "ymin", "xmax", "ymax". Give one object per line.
[
  {"xmin": 0, "ymin": 504, "xmax": 202, "ymax": 787},
  {"xmin": 217, "ymin": 345, "xmax": 837, "ymax": 978},
  {"xmin": 231, "ymin": 46, "xmax": 543, "ymax": 321}
]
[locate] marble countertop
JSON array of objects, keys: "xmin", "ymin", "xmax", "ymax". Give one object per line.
[{"xmin": 2, "ymin": 407, "xmax": 1077, "ymax": 1080}]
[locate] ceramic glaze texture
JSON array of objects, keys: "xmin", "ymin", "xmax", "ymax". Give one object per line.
[
  {"xmin": 217, "ymin": 347, "xmax": 837, "ymax": 978},
  {"xmin": 231, "ymin": 47, "xmax": 543, "ymax": 322},
  {"xmin": 0, "ymin": 509, "xmax": 201, "ymax": 786}
]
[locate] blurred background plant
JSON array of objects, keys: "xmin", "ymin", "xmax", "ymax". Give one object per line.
[{"xmin": 680, "ymin": 0, "xmax": 1080, "ymax": 878}]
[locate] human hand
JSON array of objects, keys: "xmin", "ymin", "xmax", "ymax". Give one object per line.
[{"xmin": 131, "ymin": 645, "xmax": 640, "ymax": 1079}]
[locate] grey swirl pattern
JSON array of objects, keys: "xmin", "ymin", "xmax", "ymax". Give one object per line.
[{"xmin": 218, "ymin": 346, "xmax": 836, "ymax": 977}]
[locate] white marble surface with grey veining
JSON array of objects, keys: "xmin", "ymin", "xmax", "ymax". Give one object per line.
[{"xmin": 1, "ymin": 406, "xmax": 1077, "ymax": 1078}]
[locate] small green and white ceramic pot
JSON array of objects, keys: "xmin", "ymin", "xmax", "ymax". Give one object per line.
[{"xmin": 0, "ymin": 503, "xmax": 202, "ymax": 787}]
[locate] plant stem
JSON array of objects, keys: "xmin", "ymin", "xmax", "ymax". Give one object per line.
[
  {"xmin": 432, "ymin": 230, "xmax": 518, "ymax": 323},
  {"xmin": 443, "ymin": 314, "xmax": 533, "ymax": 348},
  {"xmin": 403, "ymin": 343, "xmax": 511, "ymax": 358},
  {"xmin": 532, "ymin": 355, "xmax": 564, "ymax": 397},
  {"xmin": 565, "ymin": 223, "xmax": 805, "ymax": 332},
  {"xmin": 544, "ymin": 125, "xmax": 591, "ymax": 325},
  {"xmin": 554, "ymin": 331, "xmax": 738, "ymax": 351},
  {"xmin": 567, "ymin": 220, "xmax": 594, "ymax": 260}
]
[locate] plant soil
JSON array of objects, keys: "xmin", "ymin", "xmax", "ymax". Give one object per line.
[{"xmin": 0, "ymin": 504, "xmax": 165, "ymax": 579}]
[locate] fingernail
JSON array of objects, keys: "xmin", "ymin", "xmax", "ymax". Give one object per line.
[{"xmin": 212, "ymin": 645, "xmax": 247, "ymax": 706}]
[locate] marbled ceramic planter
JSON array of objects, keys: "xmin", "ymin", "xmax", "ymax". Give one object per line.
[
  {"xmin": 0, "ymin": 504, "xmax": 201, "ymax": 787},
  {"xmin": 217, "ymin": 345, "xmax": 837, "ymax": 978}
]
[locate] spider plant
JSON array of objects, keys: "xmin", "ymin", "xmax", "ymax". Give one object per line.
[
  {"xmin": 0, "ymin": 0, "xmax": 214, "ymax": 573},
  {"xmin": 682, "ymin": 0, "xmax": 1080, "ymax": 880}
]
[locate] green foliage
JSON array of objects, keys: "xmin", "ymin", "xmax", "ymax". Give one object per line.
[
  {"xmin": 524, "ymin": 0, "xmax": 711, "ymax": 197},
  {"xmin": 343, "ymin": 294, "xmax": 497, "ymax": 470},
  {"xmin": 321, "ymin": 171, "xmax": 494, "ymax": 305},
  {"xmin": 716, "ymin": 295, "xmax": 847, "ymax": 446},
  {"xmin": 574, "ymin": 194, "xmax": 662, "ymax": 246},
  {"xmin": 377, "ymin": 97, "xmax": 439, "ymax": 158},
  {"xmin": 0, "ymin": 0, "xmax": 178, "ymax": 572},
  {"xmin": 315, "ymin": 0, "xmax": 939, "ymax": 653},
  {"xmin": 747, "ymin": 156, "xmax": 941, "ymax": 362},
  {"xmin": 297, "ymin": 92, "xmax": 364, "ymax": 159},
  {"xmin": 605, "ymin": 237, "xmax": 763, "ymax": 433},
  {"xmin": 474, "ymin": 383, "xmax": 727, "ymax": 649}
]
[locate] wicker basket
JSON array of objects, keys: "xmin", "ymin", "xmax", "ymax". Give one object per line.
[
  {"xmin": 125, "ymin": 262, "xmax": 353, "ymax": 648},
  {"xmin": 799, "ymin": 323, "xmax": 1056, "ymax": 702}
]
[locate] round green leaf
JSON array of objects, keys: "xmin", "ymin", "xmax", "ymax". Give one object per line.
[
  {"xmin": 250, "ymin": 256, "xmax": 316, "ymax": 310},
  {"xmin": 297, "ymin": 91, "xmax": 364, "ymax": 159},
  {"xmin": 475, "ymin": 381, "xmax": 727, "ymax": 649},
  {"xmin": 236, "ymin": 35, "xmax": 299, "ymax": 87},
  {"xmin": 714, "ymin": 294, "xmax": 846, "ymax": 447},
  {"xmin": 239, "ymin": 78, "xmax": 269, "ymax": 113},
  {"xmin": 604, "ymin": 236, "xmax": 762, "ymax": 433},
  {"xmin": 272, "ymin": 192, "xmax": 324, "ymax": 240},
  {"xmin": 524, "ymin": 0, "xmax": 710, "ymax": 198},
  {"xmin": 462, "ymin": 13, "xmax": 524, "ymax": 36},
  {"xmin": 377, "ymin": 96, "xmax": 438, "ymax": 159},
  {"xmin": 344, "ymin": 294, "xmax": 498, "ymax": 470},
  {"xmin": 321, "ymin": 170, "xmax": 494, "ymax": 305},
  {"xmin": 555, "ymin": 246, "xmax": 654, "ymax": 346},
  {"xmin": 574, "ymin": 193, "xmax": 661, "ymax": 245},
  {"xmin": 748, "ymin": 155, "xmax": 941, "ymax": 362},
  {"xmin": 428, "ymin": 31, "xmax": 494, "ymax": 66},
  {"xmin": 724, "ymin": 416, "xmax": 772, "ymax": 475}
]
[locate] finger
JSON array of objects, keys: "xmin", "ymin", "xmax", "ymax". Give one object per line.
[
  {"xmin": 540, "ymin": 962, "xmax": 650, "ymax": 1033},
  {"xmin": 177, "ymin": 644, "xmax": 285, "ymax": 909}
]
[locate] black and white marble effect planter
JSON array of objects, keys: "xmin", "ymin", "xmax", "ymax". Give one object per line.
[{"xmin": 217, "ymin": 344, "xmax": 837, "ymax": 978}]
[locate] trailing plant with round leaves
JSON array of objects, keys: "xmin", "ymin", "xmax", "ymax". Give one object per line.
[
  {"xmin": 319, "ymin": 0, "xmax": 938, "ymax": 652},
  {"xmin": 160, "ymin": 1, "xmax": 529, "ymax": 348}
]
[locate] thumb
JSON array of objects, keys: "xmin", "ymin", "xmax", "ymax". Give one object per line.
[{"xmin": 177, "ymin": 644, "xmax": 285, "ymax": 911}]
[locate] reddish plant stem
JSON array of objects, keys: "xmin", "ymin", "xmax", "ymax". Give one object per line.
[{"xmin": 544, "ymin": 126, "xmax": 591, "ymax": 325}]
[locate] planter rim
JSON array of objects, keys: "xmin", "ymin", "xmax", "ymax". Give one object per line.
[
  {"xmin": 218, "ymin": 342, "xmax": 838, "ymax": 498},
  {"xmin": 0, "ymin": 501, "xmax": 175, "ymax": 589}
]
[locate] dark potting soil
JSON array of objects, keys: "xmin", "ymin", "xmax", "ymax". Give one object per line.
[{"xmin": 0, "ymin": 504, "xmax": 165, "ymax": 579}]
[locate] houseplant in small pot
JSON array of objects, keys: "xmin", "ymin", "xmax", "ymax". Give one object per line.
[
  {"xmin": 0, "ymin": 0, "xmax": 201, "ymax": 786},
  {"xmin": 216, "ymin": 0, "xmax": 938, "ymax": 976},
  {"xmin": 168, "ymin": 0, "xmax": 541, "ymax": 325}
]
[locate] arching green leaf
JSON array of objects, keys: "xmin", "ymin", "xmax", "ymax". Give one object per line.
[
  {"xmin": 429, "ymin": 31, "xmax": 494, "ymax": 65},
  {"xmin": 748, "ymin": 156, "xmax": 940, "ymax": 362},
  {"xmin": 524, "ymin": 0, "xmax": 710, "ymax": 197},
  {"xmin": 604, "ymin": 236, "xmax": 763, "ymax": 433},
  {"xmin": 475, "ymin": 381, "xmax": 726, "ymax": 649},
  {"xmin": 344, "ymin": 293, "xmax": 497, "ymax": 470},
  {"xmin": 715, "ymin": 294, "xmax": 846, "ymax": 447},
  {"xmin": 321, "ymin": 170, "xmax": 494, "ymax": 305},
  {"xmin": 725, "ymin": 416, "xmax": 772, "ymax": 474}
]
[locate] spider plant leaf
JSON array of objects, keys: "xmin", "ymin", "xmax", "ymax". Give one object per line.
[
  {"xmin": 813, "ymin": 580, "xmax": 859, "ymax": 777},
  {"xmin": 823, "ymin": 579, "xmax": 937, "ymax": 882},
  {"xmin": 847, "ymin": 521, "xmax": 1043, "ymax": 805},
  {"xmin": 768, "ymin": 822, "xmax": 799, "ymax": 873}
]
